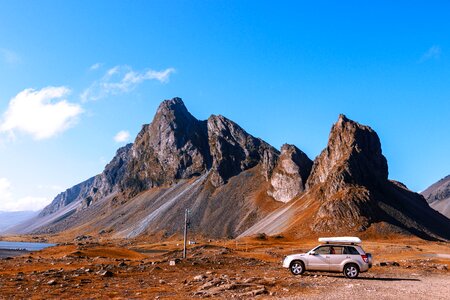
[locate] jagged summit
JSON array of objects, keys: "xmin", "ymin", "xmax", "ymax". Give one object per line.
[
  {"xmin": 121, "ymin": 97, "xmax": 210, "ymax": 196},
  {"xmin": 268, "ymin": 144, "xmax": 312, "ymax": 202},
  {"xmin": 307, "ymin": 114, "xmax": 388, "ymax": 190},
  {"xmin": 207, "ymin": 114, "xmax": 279, "ymax": 187}
]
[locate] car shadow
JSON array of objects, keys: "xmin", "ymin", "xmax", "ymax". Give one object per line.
[
  {"xmin": 353, "ymin": 277, "xmax": 421, "ymax": 282},
  {"xmin": 303, "ymin": 274, "xmax": 421, "ymax": 282}
]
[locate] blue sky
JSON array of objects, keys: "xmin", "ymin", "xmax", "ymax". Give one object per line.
[{"xmin": 0, "ymin": 1, "xmax": 449, "ymax": 211}]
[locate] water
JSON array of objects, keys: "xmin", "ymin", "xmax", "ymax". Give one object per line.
[{"xmin": 0, "ymin": 241, "xmax": 56, "ymax": 251}]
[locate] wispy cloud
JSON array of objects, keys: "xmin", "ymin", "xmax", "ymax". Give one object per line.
[
  {"xmin": 0, "ymin": 48, "xmax": 21, "ymax": 64},
  {"xmin": 114, "ymin": 130, "xmax": 130, "ymax": 143},
  {"xmin": 0, "ymin": 86, "xmax": 83, "ymax": 140},
  {"xmin": 80, "ymin": 65, "xmax": 175, "ymax": 102},
  {"xmin": 89, "ymin": 62, "xmax": 102, "ymax": 71},
  {"xmin": 0, "ymin": 178, "xmax": 49, "ymax": 211},
  {"xmin": 420, "ymin": 45, "xmax": 441, "ymax": 62}
]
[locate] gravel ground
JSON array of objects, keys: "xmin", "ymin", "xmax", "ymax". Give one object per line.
[{"xmin": 282, "ymin": 272, "xmax": 450, "ymax": 300}]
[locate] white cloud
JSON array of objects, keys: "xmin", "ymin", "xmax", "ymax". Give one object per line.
[
  {"xmin": 0, "ymin": 178, "xmax": 49, "ymax": 211},
  {"xmin": 420, "ymin": 45, "xmax": 441, "ymax": 62},
  {"xmin": 0, "ymin": 48, "xmax": 21, "ymax": 64},
  {"xmin": 89, "ymin": 62, "xmax": 102, "ymax": 71},
  {"xmin": 0, "ymin": 86, "xmax": 83, "ymax": 140},
  {"xmin": 114, "ymin": 130, "xmax": 130, "ymax": 143},
  {"xmin": 81, "ymin": 65, "xmax": 175, "ymax": 102}
]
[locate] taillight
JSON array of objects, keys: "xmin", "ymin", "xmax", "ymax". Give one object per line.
[{"xmin": 361, "ymin": 254, "xmax": 368, "ymax": 263}]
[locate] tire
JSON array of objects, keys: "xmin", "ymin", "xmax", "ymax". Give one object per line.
[
  {"xmin": 289, "ymin": 260, "xmax": 305, "ymax": 275},
  {"xmin": 343, "ymin": 263, "xmax": 359, "ymax": 278}
]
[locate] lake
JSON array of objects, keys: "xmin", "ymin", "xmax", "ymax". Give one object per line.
[{"xmin": 0, "ymin": 241, "xmax": 56, "ymax": 251}]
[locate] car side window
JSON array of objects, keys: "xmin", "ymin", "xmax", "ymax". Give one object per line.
[
  {"xmin": 329, "ymin": 246, "xmax": 344, "ymax": 254},
  {"xmin": 344, "ymin": 246, "xmax": 360, "ymax": 255},
  {"xmin": 315, "ymin": 246, "xmax": 330, "ymax": 255}
]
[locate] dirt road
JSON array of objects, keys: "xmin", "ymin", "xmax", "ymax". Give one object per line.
[{"xmin": 288, "ymin": 272, "xmax": 449, "ymax": 300}]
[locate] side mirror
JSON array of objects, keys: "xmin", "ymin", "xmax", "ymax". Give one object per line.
[{"xmin": 309, "ymin": 251, "xmax": 316, "ymax": 255}]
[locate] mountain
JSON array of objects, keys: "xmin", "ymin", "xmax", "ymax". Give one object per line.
[
  {"xmin": 9, "ymin": 99, "xmax": 450, "ymax": 241},
  {"xmin": 9, "ymin": 98, "xmax": 287, "ymax": 238},
  {"xmin": 240, "ymin": 115, "xmax": 450, "ymax": 240},
  {"xmin": 421, "ymin": 175, "xmax": 450, "ymax": 218},
  {"xmin": 0, "ymin": 211, "xmax": 38, "ymax": 232}
]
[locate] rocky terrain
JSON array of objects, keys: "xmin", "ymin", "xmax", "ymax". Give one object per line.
[
  {"xmin": 240, "ymin": 115, "xmax": 450, "ymax": 240},
  {"xmin": 0, "ymin": 237, "xmax": 448, "ymax": 299},
  {"xmin": 422, "ymin": 175, "xmax": 450, "ymax": 218},
  {"xmin": 7, "ymin": 98, "xmax": 450, "ymax": 242}
]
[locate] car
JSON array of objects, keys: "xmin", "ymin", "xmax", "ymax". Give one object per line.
[{"xmin": 282, "ymin": 237, "xmax": 372, "ymax": 278}]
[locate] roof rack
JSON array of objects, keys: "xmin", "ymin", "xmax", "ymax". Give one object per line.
[{"xmin": 318, "ymin": 237, "xmax": 362, "ymax": 244}]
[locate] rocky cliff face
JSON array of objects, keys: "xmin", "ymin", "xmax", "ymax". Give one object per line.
[
  {"xmin": 207, "ymin": 115, "xmax": 279, "ymax": 187},
  {"xmin": 241, "ymin": 115, "xmax": 450, "ymax": 240},
  {"xmin": 306, "ymin": 114, "xmax": 388, "ymax": 191},
  {"xmin": 304, "ymin": 114, "xmax": 389, "ymax": 231},
  {"xmin": 39, "ymin": 177, "xmax": 96, "ymax": 217},
  {"xmin": 121, "ymin": 98, "xmax": 210, "ymax": 196},
  {"xmin": 421, "ymin": 175, "xmax": 450, "ymax": 218},
  {"xmin": 120, "ymin": 98, "xmax": 280, "ymax": 194},
  {"xmin": 268, "ymin": 144, "xmax": 312, "ymax": 202},
  {"xmin": 40, "ymin": 144, "xmax": 133, "ymax": 215}
]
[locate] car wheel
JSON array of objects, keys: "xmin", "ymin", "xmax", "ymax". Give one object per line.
[
  {"xmin": 289, "ymin": 260, "xmax": 305, "ymax": 275},
  {"xmin": 343, "ymin": 263, "xmax": 359, "ymax": 278}
]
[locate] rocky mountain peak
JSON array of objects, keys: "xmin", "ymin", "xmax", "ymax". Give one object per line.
[
  {"xmin": 207, "ymin": 114, "xmax": 279, "ymax": 187},
  {"xmin": 307, "ymin": 114, "xmax": 388, "ymax": 191},
  {"xmin": 121, "ymin": 98, "xmax": 211, "ymax": 196},
  {"xmin": 268, "ymin": 144, "xmax": 313, "ymax": 202}
]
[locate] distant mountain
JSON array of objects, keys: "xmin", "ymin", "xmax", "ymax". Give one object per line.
[
  {"xmin": 421, "ymin": 175, "xmax": 450, "ymax": 218},
  {"xmin": 8, "ymin": 98, "xmax": 450, "ymax": 241},
  {"xmin": 0, "ymin": 211, "xmax": 38, "ymax": 233},
  {"xmin": 240, "ymin": 115, "xmax": 450, "ymax": 240}
]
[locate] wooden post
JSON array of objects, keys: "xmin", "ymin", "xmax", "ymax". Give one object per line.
[{"xmin": 183, "ymin": 209, "xmax": 188, "ymax": 259}]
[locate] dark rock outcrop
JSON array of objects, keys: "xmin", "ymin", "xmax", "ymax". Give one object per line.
[
  {"xmin": 207, "ymin": 115, "xmax": 279, "ymax": 187},
  {"xmin": 121, "ymin": 98, "xmax": 211, "ymax": 196},
  {"xmin": 267, "ymin": 144, "xmax": 312, "ymax": 202},
  {"xmin": 306, "ymin": 114, "xmax": 388, "ymax": 191}
]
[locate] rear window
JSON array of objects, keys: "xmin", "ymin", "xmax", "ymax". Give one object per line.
[{"xmin": 344, "ymin": 246, "xmax": 360, "ymax": 255}]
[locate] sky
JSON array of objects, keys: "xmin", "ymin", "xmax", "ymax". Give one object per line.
[{"xmin": 0, "ymin": 1, "xmax": 449, "ymax": 211}]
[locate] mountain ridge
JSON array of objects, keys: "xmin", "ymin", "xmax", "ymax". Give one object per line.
[{"xmin": 8, "ymin": 98, "xmax": 450, "ymax": 241}]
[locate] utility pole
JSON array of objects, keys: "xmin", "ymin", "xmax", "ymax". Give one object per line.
[{"xmin": 183, "ymin": 209, "xmax": 189, "ymax": 259}]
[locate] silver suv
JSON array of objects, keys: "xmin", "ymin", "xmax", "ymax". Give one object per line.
[{"xmin": 282, "ymin": 238, "xmax": 372, "ymax": 278}]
